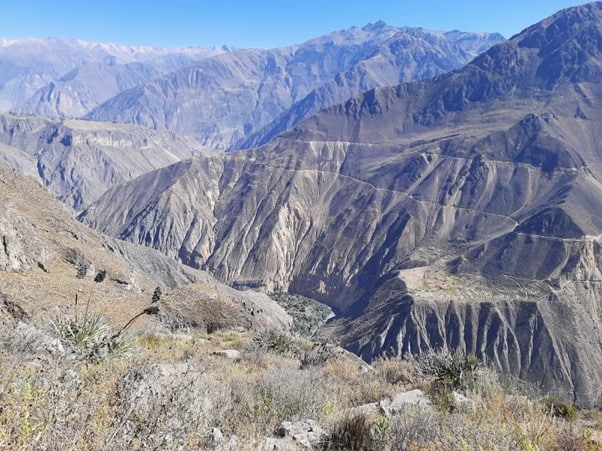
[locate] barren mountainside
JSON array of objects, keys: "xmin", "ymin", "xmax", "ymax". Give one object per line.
[
  {"xmin": 85, "ymin": 25, "xmax": 503, "ymax": 150},
  {"xmin": 0, "ymin": 115, "xmax": 207, "ymax": 210},
  {"xmin": 80, "ymin": 3, "xmax": 602, "ymax": 407}
]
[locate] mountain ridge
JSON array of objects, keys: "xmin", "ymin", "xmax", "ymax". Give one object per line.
[
  {"xmin": 0, "ymin": 114, "xmax": 207, "ymax": 210},
  {"xmin": 85, "ymin": 25, "xmax": 504, "ymax": 150},
  {"xmin": 0, "ymin": 36, "xmax": 228, "ymax": 117}
]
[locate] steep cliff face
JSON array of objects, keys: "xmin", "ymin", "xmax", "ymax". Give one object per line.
[
  {"xmin": 319, "ymin": 259, "xmax": 602, "ymax": 407},
  {"xmin": 0, "ymin": 115, "xmax": 205, "ymax": 210},
  {"xmin": 80, "ymin": 4, "xmax": 602, "ymax": 406}
]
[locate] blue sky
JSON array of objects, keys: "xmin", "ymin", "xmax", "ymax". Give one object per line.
[{"xmin": 0, "ymin": 1, "xmax": 588, "ymax": 48}]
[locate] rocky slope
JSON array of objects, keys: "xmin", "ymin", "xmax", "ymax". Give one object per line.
[
  {"xmin": 80, "ymin": 3, "xmax": 602, "ymax": 407},
  {"xmin": 0, "ymin": 114, "xmax": 207, "ymax": 210},
  {"xmin": 0, "ymin": 36, "xmax": 227, "ymax": 117},
  {"xmin": 0, "ymin": 160, "xmax": 291, "ymax": 336},
  {"xmin": 85, "ymin": 25, "xmax": 503, "ymax": 150}
]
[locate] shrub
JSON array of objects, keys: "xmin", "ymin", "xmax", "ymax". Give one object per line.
[
  {"xmin": 301, "ymin": 341, "xmax": 346, "ymax": 368},
  {"xmin": 544, "ymin": 397, "xmax": 578, "ymax": 420},
  {"xmin": 372, "ymin": 356, "xmax": 414, "ymax": 387},
  {"xmin": 323, "ymin": 413, "xmax": 377, "ymax": 450},
  {"xmin": 249, "ymin": 329, "xmax": 298, "ymax": 357},
  {"xmin": 50, "ymin": 313, "xmax": 130, "ymax": 362},
  {"xmin": 51, "ymin": 314, "xmax": 109, "ymax": 349},
  {"xmin": 415, "ymin": 347, "xmax": 480, "ymax": 392},
  {"xmin": 387, "ymin": 407, "xmax": 442, "ymax": 450}
]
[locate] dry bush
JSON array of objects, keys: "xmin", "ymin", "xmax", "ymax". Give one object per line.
[
  {"xmin": 371, "ymin": 356, "xmax": 414, "ymax": 387},
  {"xmin": 248, "ymin": 329, "xmax": 300, "ymax": 358},
  {"xmin": 212, "ymin": 355, "xmax": 347, "ymax": 439},
  {"xmin": 425, "ymin": 386, "xmax": 595, "ymax": 450},
  {"xmin": 415, "ymin": 347, "xmax": 480, "ymax": 393},
  {"xmin": 0, "ymin": 352, "xmax": 129, "ymax": 449},
  {"xmin": 323, "ymin": 413, "xmax": 378, "ymax": 450},
  {"xmin": 387, "ymin": 407, "xmax": 442, "ymax": 450},
  {"xmin": 321, "ymin": 359, "xmax": 399, "ymax": 407},
  {"xmin": 220, "ymin": 368, "xmax": 306, "ymax": 436}
]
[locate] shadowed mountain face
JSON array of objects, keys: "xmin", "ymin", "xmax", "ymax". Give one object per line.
[
  {"xmin": 85, "ymin": 25, "xmax": 503, "ymax": 150},
  {"xmin": 80, "ymin": 3, "xmax": 602, "ymax": 406}
]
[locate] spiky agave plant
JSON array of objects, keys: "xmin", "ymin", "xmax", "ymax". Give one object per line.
[
  {"xmin": 50, "ymin": 313, "xmax": 131, "ymax": 361},
  {"xmin": 50, "ymin": 314, "xmax": 110, "ymax": 349},
  {"xmin": 51, "ymin": 287, "xmax": 162, "ymax": 362}
]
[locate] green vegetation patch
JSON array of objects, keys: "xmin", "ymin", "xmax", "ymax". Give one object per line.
[{"xmin": 270, "ymin": 293, "xmax": 333, "ymax": 336}]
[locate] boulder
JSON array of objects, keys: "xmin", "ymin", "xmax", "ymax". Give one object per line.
[
  {"xmin": 273, "ymin": 419, "xmax": 327, "ymax": 449},
  {"xmin": 351, "ymin": 389, "xmax": 433, "ymax": 420},
  {"xmin": 213, "ymin": 349, "xmax": 242, "ymax": 361}
]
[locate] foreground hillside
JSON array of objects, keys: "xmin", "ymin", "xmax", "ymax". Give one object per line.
[
  {"xmin": 0, "ymin": 158, "xmax": 290, "ymax": 340},
  {"xmin": 3, "ymin": 316, "xmax": 601, "ymax": 449},
  {"xmin": 80, "ymin": 3, "xmax": 602, "ymax": 408}
]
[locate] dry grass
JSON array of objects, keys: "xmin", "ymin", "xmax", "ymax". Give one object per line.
[{"xmin": 1, "ymin": 309, "xmax": 600, "ymax": 450}]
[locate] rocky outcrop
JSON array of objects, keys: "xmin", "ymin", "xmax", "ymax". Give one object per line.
[
  {"xmin": 110, "ymin": 363, "xmax": 227, "ymax": 448},
  {"xmin": 350, "ymin": 389, "xmax": 433, "ymax": 418},
  {"xmin": 0, "ymin": 200, "xmax": 50, "ymax": 272},
  {"xmin": 269, "ymin": 420, "xmax": 328, "ymax": 449}
]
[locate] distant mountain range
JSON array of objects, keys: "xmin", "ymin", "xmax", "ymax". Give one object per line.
[
  {"xmin": 0, "ymin": 37, "xmax": 228, "ymax": 117},
  {"xmin": 0, "ymin": 115, "xmax": 206, "ymax": 210},
  {"xmin": 0, "ymin": 24, "xmax": 503, "ymax": 210},
  {"xmin": 79, "ymin": 3, "xmax": 602, "ymax": 407},
  {"xmin": 83, "ymin": 24, "xmax": 504, "ymax": 150}
]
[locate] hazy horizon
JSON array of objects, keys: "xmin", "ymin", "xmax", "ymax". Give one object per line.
[{"xmin": 0, "ymin": 1, "xmax": 588, "ymax": 49}]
